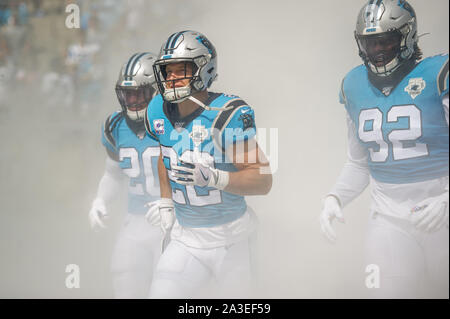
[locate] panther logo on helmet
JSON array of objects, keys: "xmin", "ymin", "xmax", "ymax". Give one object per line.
[{"xmin": 196, "ymin": 35, "xmax": 217, "ymax": 58}]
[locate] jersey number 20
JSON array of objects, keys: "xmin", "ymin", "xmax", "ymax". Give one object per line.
[{"xmin": 119, "ymin": 147, "xmax": 160, "ymax": 196}]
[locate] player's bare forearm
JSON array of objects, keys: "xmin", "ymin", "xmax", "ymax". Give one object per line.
[
  {"xmin": 224, "ymin": 140, "xmax": 272, "ymax": 196},
  {"xmin": 226, "ymin": 163, "xmax": 272, "ymax": 195},
  {"xmin": 158, "ymin": 152, "xmax": 173, "ymax": 199}
]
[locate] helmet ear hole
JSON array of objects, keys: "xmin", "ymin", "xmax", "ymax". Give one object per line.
[
  {"xmin": 401, "ymin": 48, "xmax": 412, "ymax": 59},
  {"xmin": 193, "ymin": 81, "xmax": 204, "ymax": 90}
]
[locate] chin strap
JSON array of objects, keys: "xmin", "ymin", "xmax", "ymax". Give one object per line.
[
  {"xmin": 188, "ymin": 95, "xmax": 234, "ymax": 111},
  {"xmin": 368, "ymin": 58, "xmax": 417, "ymax": 96},
  {"xmin": 369, "ymin": 56, "xmax": 400, "ymax": 77}
]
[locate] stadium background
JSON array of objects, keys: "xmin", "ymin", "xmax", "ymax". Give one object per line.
[{"xmin": 0, "ymin": 0, "xmax": 448, "ymax": 298}]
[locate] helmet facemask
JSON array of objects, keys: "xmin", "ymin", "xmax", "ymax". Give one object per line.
[
  {"xmin": 356, "ymin": 29, "xmax": 405, "ymax": 77},
  {"xmin": 115, "ymin": 84, "xmax": 155, "ymax": 121}
]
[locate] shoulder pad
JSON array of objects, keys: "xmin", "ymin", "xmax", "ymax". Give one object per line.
[
  {"xmin": 103, "ymin": 112, "xmax": 123, "ymax": 149},
  {"xmin": 144, "ymin": 108, "xmax": 159, "ymax": 141},
  {"xmin": 340, "ymin": 77, "xmax": 347, "ymax": 105},
  {"xmin": 212, "ymin": 98, "xmax": 248, "ymax": 132},
  {"xmin": 437, "ymin": 56, "xmax": 449, "ymax": 96},
  {"xmin": 211, "ymin": 100, "xmax": 256, "ymax": 152}
]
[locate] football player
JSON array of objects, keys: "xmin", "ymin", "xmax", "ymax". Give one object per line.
[
  {"xmin": 319, "ymin": 0, "xmax": 449, "ymax": 298},
  {"xmin": 88, "ymin": 52, "xmax": 163, "ymax": 298},
  {"xmin": 144, "ymin": 30, "xmax": 272, "ymax": 298}
]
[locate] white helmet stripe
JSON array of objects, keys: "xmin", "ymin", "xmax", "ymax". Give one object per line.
[
  {"xmin": 127, "ymin": 52, "xmax": 147, "ymax": 79},
  {"xmin": 168, "ymin": 31, "xmax": 187, "ymax": 54},
  {"xmin": 365, "ymin": 0, "xmax": 383, "ymax": 28},
  {"xmin": 124, "ymin": 53, "xmax": 139, "ymax": 80},
  {"xmin": 164, "ymin": 32, "xmax": 177, "ymax": 52}
]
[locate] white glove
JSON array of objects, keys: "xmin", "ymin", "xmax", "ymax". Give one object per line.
[
  {"xmin": 146, "ymin": 198, "xmax": 175, "ymax": 234},
  {"xmin": 170, "ymin": 152, "xmax": 229, "ymax": 190},
  {"xmin": 89, "ymin": 198, "xmax": 108, "ymax": 230},
  {"xmin": 319, "ymin": 195, "xmax": 345, "ymax": 242},
  {"xmin": 411, "ymin": 190, "xmax": 449, "ymax": 233}
]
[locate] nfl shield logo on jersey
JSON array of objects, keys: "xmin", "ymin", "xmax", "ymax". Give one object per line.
[
  {"xmin": 404, "ymin": 78, "xmax": 426, "ymax": 99},
  {"xmin": 189, "ymin": 123, "xmax": 209, "ymax": 147},
  {"xmin": 154, "ymin": 119, "xmax": 165, "ymax": 135},
  {"xmin": 137, "ymin": 131, "xmax": 146, "ymax": 139}
]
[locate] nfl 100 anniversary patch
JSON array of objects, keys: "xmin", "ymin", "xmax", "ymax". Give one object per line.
[{"xmin": 154, "ymin": 119, "xmax": 165, "ymax": 135}]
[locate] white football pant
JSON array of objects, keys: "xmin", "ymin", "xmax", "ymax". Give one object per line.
[
  {"xmin": 148, "ymin": 238, "xmax": 255, "ymax": 298},
  {"xmin": 110, "ymin": 214, "xmax": 163, "ymax": 298},
  {"xmin": 365, "ymin": 212, "xmax": 449, "ymax": 298}
]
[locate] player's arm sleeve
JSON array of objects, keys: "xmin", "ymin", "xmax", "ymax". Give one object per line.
[
  {"xmin": 327, "ymin": 113, "xmax": 370, "ymax": 208},
  {"xmin": 95, "ymin": 156, "xmax": 126, "ymax": 204},
  {"xmin": 144, "ymin": 106, "xmax": 159, "ymax": 142}
]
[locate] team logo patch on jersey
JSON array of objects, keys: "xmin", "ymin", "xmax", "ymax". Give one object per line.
[
  {"xmin": 404, "ymin": 78, "xmax": 426, "ymax": 99},
  {"xmin": 153, "ymin": 119, "xmax": 165, "ymax": 135},
  {"xmin": 239, "ymin": 113, "xmax": 255, "ymax": 131},
  {"xmin": 189, "ymin": 124, "xmax": 209, "ymax": 147}
]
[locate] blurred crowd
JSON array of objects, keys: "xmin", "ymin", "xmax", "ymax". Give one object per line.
[
  {"xmin": 0, "ymin": 0, "xmax": 201, "ymax": 119},
  {"xmin": 0, "ymin": 0, "xmax": 119, "ymax": 117}
]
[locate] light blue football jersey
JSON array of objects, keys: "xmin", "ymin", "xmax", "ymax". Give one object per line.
[
  {"xmin": 340, "ymin": 54, "xmax": 449, "ymax": 184},
  {"xmin": 102, "ymin": 112, "xmax": 160, "ymax": 214},
  {"xmin": 144, "ymin": 93, "xmax": 257, "ymax": 228}
]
